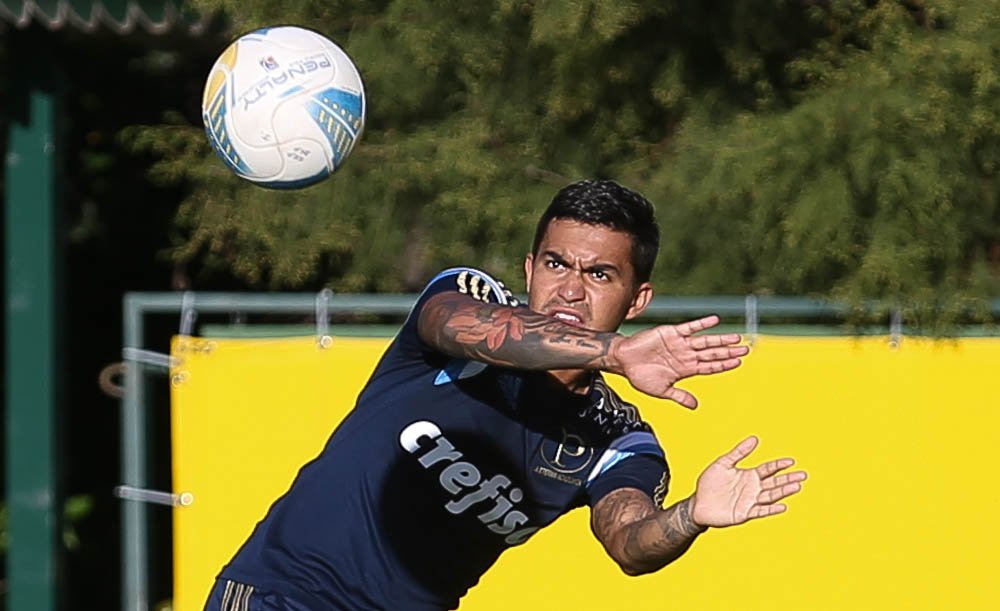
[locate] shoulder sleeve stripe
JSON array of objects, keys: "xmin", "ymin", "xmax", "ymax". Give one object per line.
[
  {"xmin": 403, "ymin": 266, "xmax": 511, "ymax": 330},
  {"xmin": 586, "ymin": 450, "xmax": 635, "ymax": 486},
  {"xmin": 585, "ymin": 431, "xmax": 665, "ymax": 487},
  {"xmin": 608, "ymin": 431, "xmax": 664, "ymax": 455}
]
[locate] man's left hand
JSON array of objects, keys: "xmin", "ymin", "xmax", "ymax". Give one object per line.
[{"xmin": 690, "ymin": 436, "xmax": 807, "ymax": 528}]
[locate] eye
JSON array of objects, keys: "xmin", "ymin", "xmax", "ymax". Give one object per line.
[
  {"xmin": 590, "ymin": 270, "xmax": 609, "ymax": 281},
  {"xmin": 545, "ymin": 259, "xmax": 565, "ymax": 270}
]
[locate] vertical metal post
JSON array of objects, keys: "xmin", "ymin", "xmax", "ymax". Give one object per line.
[
  {"xmin": 889, "ymin": 309, "xmax": 903, "ymax": 350},
  {"xmin": 4, "ymin": 38, "xmax": 63, "ymax": 611},
  {"xmin": 316, "ymin": 288, "xmax": 333, "ymax": 348},
  {"xmin": 744, "ymin": 294, "xmax": 759, "ymax": 345},
  {"xmin": 122, "ymin": 295, "xmax": 149, "ymax": 611}
]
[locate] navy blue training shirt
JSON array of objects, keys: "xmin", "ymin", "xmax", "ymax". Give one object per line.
[{"xmin": 220, "ymin": 267, "xmax": 670, "ymax": 610}]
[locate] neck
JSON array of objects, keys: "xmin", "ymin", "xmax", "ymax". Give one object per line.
[{"xmin": 547, "ymin": 368, "xmax": 595, "ymax": 394}]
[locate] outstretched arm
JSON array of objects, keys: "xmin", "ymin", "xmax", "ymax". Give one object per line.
[
  {"xmin": 417, "ymin": 291, "xmax": 749, "ymax": 407},
  {"xmin": 591, "ymin": 437, "xmax": 806, "ymax": 575},
  {"xmin": 417, "ymin": 291, "xmax": 620, "ymax": 371}
]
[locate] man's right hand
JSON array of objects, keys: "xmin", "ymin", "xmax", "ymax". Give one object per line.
[{"xmin": 609, "ymin": 315, "xmax": 748, "ymax": 408}]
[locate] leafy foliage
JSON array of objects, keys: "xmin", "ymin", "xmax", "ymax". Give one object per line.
[
  {"xmin": 126, "ymin": 0, "xmax": 998, "ymax": 325},
  {"xmin": 647, "ymin": 2, "xmax": 1000, "ymax": 327}
]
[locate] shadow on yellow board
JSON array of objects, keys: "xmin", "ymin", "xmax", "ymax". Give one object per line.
[{"xmin": 171, "ymin": 335, "xmax": 1000, "ymax": 611}]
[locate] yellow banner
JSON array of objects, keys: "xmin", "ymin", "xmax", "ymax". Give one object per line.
[{"xmin": 171, "ymin": 335, "xmax": 1000, "ymax": 611}]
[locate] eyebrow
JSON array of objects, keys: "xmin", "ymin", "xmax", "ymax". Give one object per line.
[{"xmin": 542, "ymin": 250, "xmax": 621, "ymax": 276}]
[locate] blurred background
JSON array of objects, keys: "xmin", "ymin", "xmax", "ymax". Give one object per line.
[{"xmin": 1, "ymin": 0, "xmax": 998, "ymax": 609}]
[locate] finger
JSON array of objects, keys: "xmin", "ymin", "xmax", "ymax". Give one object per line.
[
  {"xmin": 716, "ymin": 435, "xmax": 758, "ymax": 468},
  {"xmin": 674, "ymin": 315, "xmax": 720, "ymax": 337},
  {"xmin": 695, "ymin": 358, "xmax": 742, "ymax": 375},
  {"xmin": 689, "ymin": 333, "xmax": 743, "ymax": 350},
  {"xmin": 761, "ymin": 470, "xmax": 808, "ymax": 491},
  {"xmin": 755, "ymin": 458, "xmax": 796, "ymax": 480},
  {"xmin": 696, "ymin": 346, "xmax": 750, "ymax": 362},
  {"xmin": 758, "ymin": 481, "xmax": 803, "ymax": 505},
  {"xmin": 663, "ymin": 386, "xmax": 698, "ymax": 410},
  {"xmin": 747, "ymin": 504, "xmax": 787, "ymax": 520}
]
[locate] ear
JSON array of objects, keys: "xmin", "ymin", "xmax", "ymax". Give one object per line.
[
  {"xmin": 624, "ymin": 282, "xmax": 653, "ymax": 320},
  {"xmin": 523, "ymin": 253, "xmax": 534, "ymax": 292}
]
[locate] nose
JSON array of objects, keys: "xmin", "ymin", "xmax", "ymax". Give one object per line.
[{"xmin": 557, "ymin": 271, "xmax": 585, "ymax": 302}]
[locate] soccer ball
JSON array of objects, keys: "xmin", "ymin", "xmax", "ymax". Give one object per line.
[{"xmin": 201, "ymin": 26, "xmax": 366, "ymax": 189}]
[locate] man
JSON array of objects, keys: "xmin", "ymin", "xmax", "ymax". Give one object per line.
[{"xmin": 206, "ymin": 179, "xmax": 806, "ymax": 611}]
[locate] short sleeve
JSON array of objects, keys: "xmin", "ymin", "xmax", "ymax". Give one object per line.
[
  {"xmin": 584, "ymin": 431, "xmax": 670, "ymax": 507},
  {"xmin": 396, "ymin": 267, "xmax": 518, "ymax": 356}
]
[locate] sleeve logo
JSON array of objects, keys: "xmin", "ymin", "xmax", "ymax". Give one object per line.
[{"xmin": 456, "ymin": 270, "xmax": 495, "ymax": 303}]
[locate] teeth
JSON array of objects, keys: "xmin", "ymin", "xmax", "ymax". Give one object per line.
[{"xmin": 554, "ymin": 312, "xmax": 581, "ymax": 323}]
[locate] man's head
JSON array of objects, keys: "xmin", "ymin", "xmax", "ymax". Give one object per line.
[
  {"xmin": 524, "ymin": 179, "xmax": 660, "ymax": 332},
  {"xmin": 531, "ymin": 179, "xmax": 660, "ymax": 284}
]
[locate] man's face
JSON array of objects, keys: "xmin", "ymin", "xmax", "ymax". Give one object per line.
[{"xmin": 524, "ymin": 219, "xmax": 653, "ymax": 333}]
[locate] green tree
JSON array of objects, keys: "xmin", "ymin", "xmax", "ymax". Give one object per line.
[
  {"xmin": 128, "ymin": 0, "xmax": 998, "ymax": 326},
  {"xmin": 645, "ymin": 1, "xmax": 1000, "ymax": 328}
]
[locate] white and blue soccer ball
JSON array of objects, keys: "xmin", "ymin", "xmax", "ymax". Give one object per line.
[{"xmin": 201, "ymin": 26, "xmax": 366, "ymax": 189}]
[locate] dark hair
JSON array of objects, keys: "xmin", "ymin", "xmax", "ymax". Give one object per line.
[{"xmin": 531, "ymin": 179, "xmax": 660, "ymax": 283}]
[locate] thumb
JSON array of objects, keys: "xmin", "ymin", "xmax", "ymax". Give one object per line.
[{"xmin": 716, "ymin": 435, "xmax": 758, "ymax": 468}]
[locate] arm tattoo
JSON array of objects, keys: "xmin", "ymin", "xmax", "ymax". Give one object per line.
[
  {"xmin": 418, "ymin": 292, "xmax": 620, "ymax": 371},
  {"xmin": 592, "ymin": 490, "xmax": 706, "ymax": 576},
  {"xmin": 624, "ymin": 497, "xmax": 706, "ymax": 574}
]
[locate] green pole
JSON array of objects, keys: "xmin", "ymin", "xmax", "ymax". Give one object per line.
[
  {"xmin": 122, "ymin": 296, "xmax": 150, "ymax": 611},
  {"xmin": 4, "ymin": 36, "xmax": 64, "ymax": 611}
]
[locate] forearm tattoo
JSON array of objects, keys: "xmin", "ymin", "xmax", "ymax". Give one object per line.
[
  {"xmin": 419, "ymin": 293, "xmax": 618, "ymax": 370},
  {"xmin": 623, "ymin": 497, "xmax": 705, "ymax": 572},
  {"xmin": 593, "ymin": 492, "xmax": 705, "ymax": 575}
]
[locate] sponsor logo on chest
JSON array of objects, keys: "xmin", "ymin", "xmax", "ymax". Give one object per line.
[{"xmin": 399, "ymin": 421, "xmax": 539, "ymax": 546}]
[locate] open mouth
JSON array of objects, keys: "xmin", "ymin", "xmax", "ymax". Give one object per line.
[{"xmin": 550, "ymin": 310, "xmax": 585, "ymax": 327}]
